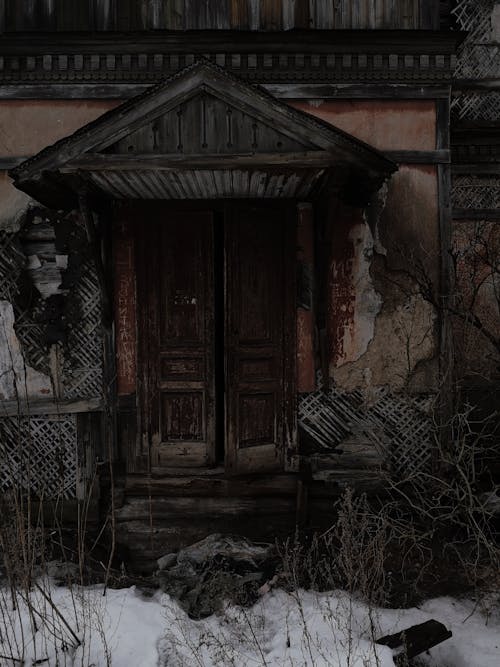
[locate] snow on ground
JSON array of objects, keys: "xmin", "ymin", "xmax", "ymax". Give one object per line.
[{"xmin": 0, "ymin": 581, "xmax": 498, "ymax": 666}]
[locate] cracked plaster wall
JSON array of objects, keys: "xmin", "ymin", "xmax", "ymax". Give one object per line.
[{"xmin": 328, "ymin": 165, "xmax": 440, "ymax": 393}]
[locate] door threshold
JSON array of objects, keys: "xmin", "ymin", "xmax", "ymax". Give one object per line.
[{"xmin": 148, "ymin": 466, "xmax": 226, "ymax": 478}]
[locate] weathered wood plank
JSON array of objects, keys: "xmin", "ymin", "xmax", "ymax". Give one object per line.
[
  {"xmin": 123, "ymin": 473, "xmax": 298, "ymax": 497},
  {"xmin": 0, "ymin": 0, "xmax": 448, "ymax": 32},
  {"xmin": 207, "ymin": 0, "xmax": 230, "ymax": 29},
  {"xmin": 452, "ymin": 208, "xmax": 500, "ymax": 221},
  {"xmin": 420, "ymin": 0, "xmax": 440, "ymax": 30},
  {"xmin": 165, "ymin": 0, "xmax": 185, "ymax": 29},
  {"xmin": 311, "ymin": 0, "xmax": 334, "ymax": 29},
  {"xmin": 248, "ymin": 0, "xmax": 260, "ymax": 30},
  {"xmin": 384, "ymin": 150, "xmax": 451, "ymax": 164},
  {"xmin": 114, "ymin": 495, "xmax": 296, "ymax": 521},
  {"xmin": 92, "ymin": 0, "xmax": 115, "ymax": 30},
  {"xmin": 38, "ymin": 0, "xmax": 57, "ymax": 30},
  {"xmin": 0, "ymin": 82, "xmax": 454, "ymax": 101},
  {"xmin": 452, "ymin": 164, "xmax": 500, "ymax": 175},
  {"xmin": 55, "ymin": 0, "xmax": 91, "ymax": 30},
  {"xmin": 230, "ymin": 0, "xmax": 249, "ymax": 28},
  {"xmin": 260, "ymin": 0, "xmax": 282, "ymax": 30},
  {"xmin": 0, "ymin": 29, "xmax": 463, "ymax": 54},
  {"xmin": 294, "ymin": 0, "xmax": 310, "ymax": 28},
  {"xmin": 281, "ymin": 0, "xmax": 295, "ymax": 30},
  {"xmin": 76, "ymin": 411, "xmax": 103, "ymax": 499},
  {"xmin": 376, "ymin": 620, "xmax": 452, "ymax": 663},
  {"xmin": 296, "ymin": 203, "xmax": 315, "ymax": 393},
  {"xmin": 113, "ymin": 216, "xmax": 137, "ymax": 395},
  {"xmin": 62, "ymin": 151, "xmax": 337, "ymax": 171},
  {"xmin": 0, "ymin": 398, "xmax": 103, "ymax": 416}
]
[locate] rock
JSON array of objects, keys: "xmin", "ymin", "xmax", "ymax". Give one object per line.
[{"xmin": 155, "ymin": 534, "xmax": 276, "ymax": 618}]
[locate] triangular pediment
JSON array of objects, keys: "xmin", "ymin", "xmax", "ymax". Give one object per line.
[
  {"xmin": 11, "ymin": 60, "xmax": 396, "ymax": 207},
  {"xmin": 101, "ymin": 91, "xmax": 316, "ymax": 156}
]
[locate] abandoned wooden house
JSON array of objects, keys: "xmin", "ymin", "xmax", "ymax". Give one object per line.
[{"xmin": 0, "ymin": 1, "xmax": 498, "ymax": 570}]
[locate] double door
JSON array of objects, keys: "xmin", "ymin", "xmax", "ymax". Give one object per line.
[{"xmin": 136, "ymin": 203, "xmax": 296, "ymax": 473}]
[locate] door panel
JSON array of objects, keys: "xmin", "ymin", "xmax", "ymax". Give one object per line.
[
  {"xmin": 225, "ymin": 206, "xmax": 293, "ymax": 473},
  {"xmin": 137, "ymin": 209, "xmax": 215, "ymax": 469}
]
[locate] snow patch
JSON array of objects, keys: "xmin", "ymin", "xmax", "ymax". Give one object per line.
[{"xmin": 1, "ymin": 581, "xmax": 498, "ymax": 667}]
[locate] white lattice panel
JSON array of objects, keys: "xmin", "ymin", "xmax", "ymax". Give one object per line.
[
  {"xmin": 0, "ymin": 415, "xmax": 77, "ymax": 499},
  {"xmin": 299, "ymin": 374, "xmax": 434, "ymax": 477}
]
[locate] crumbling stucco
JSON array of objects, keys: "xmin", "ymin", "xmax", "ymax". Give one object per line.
[
  {"xmin": 329, "ymin": 218, "xmax": 382, "ymax": 368},
  {"xmin": 0, "ymin": 172, "xmax": 33, "ymax": 232},
  {"xmin": 331, "ymin": 270, "xmax": 437, "ymax": 392},
  {"xmin": 328, "ymin": 163, "xmax": 440, "ymax": 393},
  {"xmin": 0, "ymin": 300, "xmax": 53, "ymax": 400}
]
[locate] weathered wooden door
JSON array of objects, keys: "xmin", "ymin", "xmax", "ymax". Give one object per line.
[
  {"xmin": 137, "ymin": 210, "xmax": 215, "ymax": 469},
  {"xmin": 136, "ymin": 204, "xmax": 295, "ymax": 473},
  {"xmin": 225, "ymin": 205, "xmax": 295, "ymax": 473}
]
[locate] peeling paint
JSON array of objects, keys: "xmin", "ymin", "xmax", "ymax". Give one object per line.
[
  {"xmin": 328, "ymin": 204, "xmax": 382, "ymax": 371},
  {"xmin": 336, "ymin": 222, "xmax": 382, "ymax": 367},
  {"xmin": 332, "ymin": 260, "xmax": 438, "ymax": 392},
  {"xmin": 0, "ymin": 300, "xmax": 53, "ymax": 400}
]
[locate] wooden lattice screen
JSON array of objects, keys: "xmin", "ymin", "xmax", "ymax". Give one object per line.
[
  {"xmin": 0, "ymin": 415, "xmax": 77, "ymax": 499},
  {"xmin": 62, "ymin": 258, "xmax": 103, "ymax": 400},
  {"xmin": 298, "ymin": 374, "xmax": 434, "ymax": 477},
  {"xmin": 0, "ymin": 218, "xmax": 103, "ymax": 498},
  {"xmin": 452, "ymin": 0, "xmax": 500, "ymax": 121},
  {"xmin": 452, "ymin": 175, "xmax": 500, "ymax": 209}
]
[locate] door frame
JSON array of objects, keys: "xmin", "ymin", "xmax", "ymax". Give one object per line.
[{"xmin": 131, "ymin": 199, "xmax": 297, "ymax": 474}]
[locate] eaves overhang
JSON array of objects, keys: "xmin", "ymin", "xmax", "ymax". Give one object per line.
[{"xmin": 10, "ymin": 60, "xmax": 397, "ymax": 208}]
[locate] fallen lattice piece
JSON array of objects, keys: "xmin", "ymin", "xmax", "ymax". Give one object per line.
[{"xmin": 376, "ymin": 619, "xmax": 452, "ymax": 664}]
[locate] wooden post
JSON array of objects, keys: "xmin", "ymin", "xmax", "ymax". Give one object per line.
[
  {"xmin": 296, "ymin": 203, "xmax": 316, "ymax": 393},
  {"xmin": 113, "ymin": 215, "xmax": 137, "ymax": 396}
]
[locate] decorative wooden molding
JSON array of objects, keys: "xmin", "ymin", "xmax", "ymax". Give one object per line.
[{"xmin": 0, "ymin": 31, "xmax": 462, "ymax": 93}]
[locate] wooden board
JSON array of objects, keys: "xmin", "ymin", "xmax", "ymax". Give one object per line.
[{"xmin": 1, "ymin": 0, "xmax": 433, "ymax": 31}]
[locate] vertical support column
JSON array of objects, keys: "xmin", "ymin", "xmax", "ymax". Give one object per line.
[
  {"xmin": 436, "ymin": 95, "xmax": 454, "ymax": 462},
  {"xmin": 296, "ymin": 203, "xmax": 316, "ymax": 393},
  {"xmin": 113, "ymin": 217, "xmax": 137, "ymax": 397}
]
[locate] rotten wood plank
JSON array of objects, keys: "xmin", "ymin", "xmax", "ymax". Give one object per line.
[
  {"xmin": 0, "ymin": 398, "xmax": 103, "ymax": 417},
  {"xmin": 376, "ymin": 620, "xmax": 452, "ymax": 663},
  {"xmin": 123, "ymin": 473, "xmax": 299, "ymax": 497}
]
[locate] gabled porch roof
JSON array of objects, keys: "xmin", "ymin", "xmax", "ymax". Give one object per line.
[{"xmin": 10, "ymin": 60, "xmax": 396, "ymax": 208}]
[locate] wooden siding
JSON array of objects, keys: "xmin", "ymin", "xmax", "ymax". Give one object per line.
[{"xmin": 1, "ymin": 1, "xmax": 446, "ymax": 32}]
